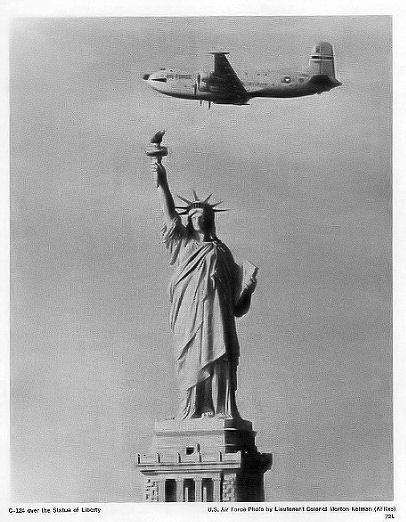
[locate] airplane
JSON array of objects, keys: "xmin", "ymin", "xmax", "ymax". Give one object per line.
[{"xmin": 142, "ymin": 42, "xmax": 341, "ymax": 107}]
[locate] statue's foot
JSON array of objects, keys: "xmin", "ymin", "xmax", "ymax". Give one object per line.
[{"xmin": 201, "ymin": 411, "xmax": 214, "ymax": 418}]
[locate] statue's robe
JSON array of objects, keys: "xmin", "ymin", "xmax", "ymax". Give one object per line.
[{"xmin": 163, "ymin": 217, "xmax": 243, "ymax": 419}]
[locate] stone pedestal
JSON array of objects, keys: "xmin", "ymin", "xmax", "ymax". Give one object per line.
[{"xmin": 136, "ymin": 417, "xmax": 272, "ymax": 502}]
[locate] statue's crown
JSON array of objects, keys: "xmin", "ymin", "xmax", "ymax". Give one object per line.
[{"xmin": 176, "ymin": 191, "xmax": 229, "ymax": 215}]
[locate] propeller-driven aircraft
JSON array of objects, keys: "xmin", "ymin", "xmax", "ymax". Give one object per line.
[{"xmin": 143, "ymin": 42, "xmax": 341, "ymax": 107}]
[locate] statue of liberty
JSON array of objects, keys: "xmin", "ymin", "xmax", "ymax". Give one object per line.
[{"xmin": 148, "ymin": 132, "xmax": 258, "ymax": 420}]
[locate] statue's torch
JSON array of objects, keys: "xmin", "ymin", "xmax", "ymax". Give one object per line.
[
  {"xmin": 146, "ymin": 130, "xmax": 168, "ymax": 163},
  {"xmin": 146, "ymin": 130, "xmax": 168, "ymax": 187}
]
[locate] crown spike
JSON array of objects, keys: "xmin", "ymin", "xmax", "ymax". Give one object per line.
[
  {"xmin": 192, "ymin": 190, "xmax": 199, "ymax": 201},
  {"xmin": 177, "ymin": 194, "xmax": 193, "ymax": 205},
  {"xmin": 204, "ymin": 193, "xmax": 213, "ymax": 203},
  {"xmin": 213, "ymin": 208, "xmax": 230, "ymax": 213},
  {"xmin": 211, "ymin": 201, "xmax": 223, "ymax": 208}
]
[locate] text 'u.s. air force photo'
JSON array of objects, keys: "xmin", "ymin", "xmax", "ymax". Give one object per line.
[{"xmin": 8, "ymin": 13, "xmax": 394, "ymax": 522}]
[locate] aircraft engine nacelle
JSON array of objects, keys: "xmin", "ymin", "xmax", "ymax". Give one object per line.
[{"xmin": 196, "ymin": 72, "xmax": 211, "ymax": 92}]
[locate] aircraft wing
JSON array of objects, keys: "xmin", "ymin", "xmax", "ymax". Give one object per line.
[{"xmin": 210, "ymin": 52, "xmax": 248, "ymax": 100}]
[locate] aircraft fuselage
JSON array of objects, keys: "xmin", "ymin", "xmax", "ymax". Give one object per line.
[{"xmin": 144, "ymin": 69, "xmax": 338, "ymax": 104}]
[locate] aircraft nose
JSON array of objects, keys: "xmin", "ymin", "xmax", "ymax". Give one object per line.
[{"xmin": 143, "ymin": 73, "xmax": 150, "ymax": 80}]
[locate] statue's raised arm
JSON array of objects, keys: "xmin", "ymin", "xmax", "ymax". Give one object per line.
[
  {"xmin": 146, "ymin": 130, "xmax": 178, "ymax": 226},
  {"xmin": 152, "ymin": 162, "xmax": 178, "ymax": 225}
]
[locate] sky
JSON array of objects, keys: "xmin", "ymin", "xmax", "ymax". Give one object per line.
[{"xmin": 10, "ymin": 16, "xmax": 392, "ymax": 503}]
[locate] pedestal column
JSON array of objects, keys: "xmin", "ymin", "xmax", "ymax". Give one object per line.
[
  {"xmin": 213, "ymin": 476, "xmax": 222, "ymax": 502},
  {"xmin": 195, "ymin": 477, "xmax": 203, "ymax": 502}
]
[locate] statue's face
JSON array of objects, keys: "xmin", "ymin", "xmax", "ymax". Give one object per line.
[{"xmin": 189, "ymin": 208, "xmax": 211, "ymax": 233}]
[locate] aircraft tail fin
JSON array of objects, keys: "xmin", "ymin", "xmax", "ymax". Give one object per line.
[{"xmin": 307, "ymin": 42, "xmax": 337, "ymax": 79}]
